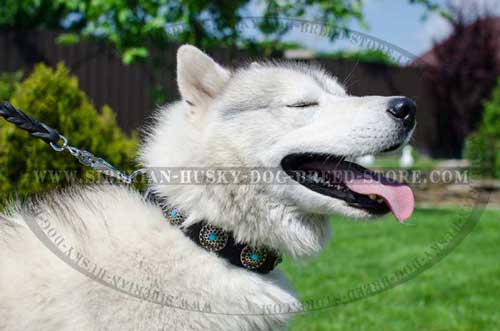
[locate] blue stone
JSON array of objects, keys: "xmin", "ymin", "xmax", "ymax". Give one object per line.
[
  {"xmin": 250, "ymin": 253, "xmax": 259, "ymax": 261},
  {"xmin": 209, "ymin": 233, "xmax": 217, "ymax": 241},
  {"xmin": 170, "ymin": 210, "xmax": 177, "ymax": 217}
]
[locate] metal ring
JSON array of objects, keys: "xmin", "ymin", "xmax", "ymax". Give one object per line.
[
  {"xmin": 67, "ymin": 146, "xmax": 81, "ymax": 157},
  {"xmin": 49, "ymin": 135, "xmax": 68, "ymax": 152}
]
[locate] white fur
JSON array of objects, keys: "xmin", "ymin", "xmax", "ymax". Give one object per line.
[{"xmin": 0, "ymin": 45, "xmax": 414, "ymax": 330}]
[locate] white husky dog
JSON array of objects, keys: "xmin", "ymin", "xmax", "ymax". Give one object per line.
[{"xmin": 0, "ymin": 45, "xmax": 416, "ymax": 330}]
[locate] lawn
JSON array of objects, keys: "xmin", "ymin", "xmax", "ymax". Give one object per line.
[
  {"xmin": 281, "ymin": 207, "xmax": 500, "ymax": 331},
  {"xmin": 370, "ymin": 155, "xmax": 441, "ymax": 169}
]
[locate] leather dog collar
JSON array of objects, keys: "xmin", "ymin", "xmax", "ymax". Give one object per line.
[{"xmin": 148, "ymin": 191, "xmax": 282, "ymax": 274}]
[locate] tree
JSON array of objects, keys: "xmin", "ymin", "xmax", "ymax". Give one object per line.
[
  {"xmin": 465, "ymin": 78, "xmax": 500, "ymax": 179},
  {"xmin": 317, "ymin": 49, "xmax": 397, "ymax": 66},
  {"xmin": 1, "ymin": 0, "xmax": 443, "ymax": 106},
  {"xmin": 419, "ymin": 1, "xmax": 500, "ymax": 158},
  {"xmin": 1, "ymin": 0, "xmax": 443, "ymax": 64}
]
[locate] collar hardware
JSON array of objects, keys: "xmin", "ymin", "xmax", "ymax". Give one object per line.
[{"xmin": 151, "ymin": 193, "xmax": 282, "ymax": 274}]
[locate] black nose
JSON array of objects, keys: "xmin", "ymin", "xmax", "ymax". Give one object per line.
[{"xmin": 386, "ymin": 97, "xmax": 416, "ymax": 128}]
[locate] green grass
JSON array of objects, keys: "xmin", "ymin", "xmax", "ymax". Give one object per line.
[
  {"xmin": 281, "ymin": 207, "xmax": 500, "ymax": 331},
  {"xmin": 371, "ymin": 156, "xmax": 441, "ymax": 169}
]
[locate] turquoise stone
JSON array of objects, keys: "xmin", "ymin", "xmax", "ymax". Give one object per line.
[
  {"xmin": 209, "ymin": 233, "xmax": 217, "ymax": 241},
  {"xmin": 250, "ymin": 253, "xmax": 259, "ymax": 261},
  {"xmin": 170, "ymin": 210, "xmax": 177, "ymax": 217}
]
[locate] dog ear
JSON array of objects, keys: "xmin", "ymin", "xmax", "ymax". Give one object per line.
[{"xmin": 177, "ymin": 45, "xmax": 231, "ymax": 106}]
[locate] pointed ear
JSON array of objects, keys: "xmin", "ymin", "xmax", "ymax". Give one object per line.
[{"xmin": 176, "ymin": 45, "xmax": 231, "ymax": 106}]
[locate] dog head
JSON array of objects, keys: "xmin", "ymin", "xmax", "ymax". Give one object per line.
[{"xmin": 141, "ymin": 45, "xmax": 416, "ymax": 257}]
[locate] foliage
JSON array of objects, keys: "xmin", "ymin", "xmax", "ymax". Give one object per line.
[
  {"xmin": 0, "ymin": 0, "xmax": 74, "ymax": 29},
  {"xmin": 0, "ymin": 0, "xmax": 443, "ymax": 111},
  {"xmin": 421, "ymin": 2, "xmax": 499, "ymax": 158},
  {"xmin": 317, "ymin": 49, "xmax": 397, "ymax": 65},
  {"xmin": 0, "ymin": 63, "xmax": 138, "ymax": 202},
  {"xmin": 0, "ymin": 0, "xmax": 443, "ymax": 64},
  {"xmin": 0, "ymin": 71, "xmax": 23, "ymax": 101},
  {"xmin": 465, "ymin": 78, "xmax": 500, "ymax": 179}
]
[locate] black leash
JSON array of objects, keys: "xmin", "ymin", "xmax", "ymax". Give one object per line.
[
  {"xmin": 0, "ymin": 101, "xmax": 61, "ymax": 147},
  {"xmin": 0, "ymin": 101, "xmax": 144, "ymax": 183}
]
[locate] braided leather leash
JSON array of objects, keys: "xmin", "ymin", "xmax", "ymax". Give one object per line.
[
  {"xmin": 0, "ymin": 101, "xmax": 144, "ymax": 183},
  {"xmin": 0, "ymin": 101, "xmax": 61, "ymax": 146}
]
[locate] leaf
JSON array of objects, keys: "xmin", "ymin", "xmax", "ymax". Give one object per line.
[
  {"xmin": 122, "ymin": 47, "xmax": 149, "ymax": 65},
  {"xmin": 55, "ymin": 33, "xmax": 81, "ymax": 45}
]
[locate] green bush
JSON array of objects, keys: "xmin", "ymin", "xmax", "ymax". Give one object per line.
[
  {"xmin": 0, "ymin": 63, "xmax": 138, "ymax": 202},
  {"xmin": 317, "ymin": 49, "xmax": 397, "ymax": 66},
  {"xmin": 0, "ymin": 70, "xmax": 23, "ymax": 101},
  {"xmin": 465, "ymin": 78, "xmax": 500, "ymax": 179}
]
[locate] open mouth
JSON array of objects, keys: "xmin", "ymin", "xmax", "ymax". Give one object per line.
[{"xmin": 281, "ymin": 153, "xmax": 414, "ymax": 222}]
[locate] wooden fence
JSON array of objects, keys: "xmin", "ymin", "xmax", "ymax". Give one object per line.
[{"xmin": 0, "ymin": 29, "xmax": 440, "ymax": 156}]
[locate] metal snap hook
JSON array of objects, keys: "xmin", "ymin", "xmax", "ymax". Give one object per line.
[{"xmin": 49, "ymin": 135, "xmax": 68, "ymax": 152}]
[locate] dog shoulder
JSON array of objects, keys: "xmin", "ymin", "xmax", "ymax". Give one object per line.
[{"xmin": 0, "ymin": 185, "xmax": 166, "ymax": 252}]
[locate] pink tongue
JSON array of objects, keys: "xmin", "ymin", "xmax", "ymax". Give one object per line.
[{"xmin": 345, "ymin": 177, "xmax": 414, "ymax": 222}]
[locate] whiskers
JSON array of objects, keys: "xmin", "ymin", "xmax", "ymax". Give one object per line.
[{"xmin": 342, "ymin": 60, "xmax": 360, "ymax": 90}]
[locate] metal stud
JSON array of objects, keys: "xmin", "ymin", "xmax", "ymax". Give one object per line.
[
  {"xmin": 164, "ymin": 207, "xmax": 184, "ymax": 226},
  {"xmin": 240, "ymin": 246, "xmax": 268, "ymax": 270},
  {"xmin": 199, "ymin": 224, "xmax": 229, "ymax": 252}
]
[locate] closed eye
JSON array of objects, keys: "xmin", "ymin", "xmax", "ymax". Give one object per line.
[{"xmin": 286, "ymin": 101, "xmax": 319, "ymax": 108}]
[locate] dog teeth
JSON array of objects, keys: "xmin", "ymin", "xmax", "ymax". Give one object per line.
[
  {"xmin": 368, "ymin": 194, "xmax": 384, "ymax": 204},
  {"xmin": 309, "ymin": 173, "xmax": 320, "ymax": 183}
]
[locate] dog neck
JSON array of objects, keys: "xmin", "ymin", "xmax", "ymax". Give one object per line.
[
  {"xmin": 144, "ymin": 181, "xmax": 331, "ymax": 260},
  {"xmin": 140, "ymin": 103, "xmax": 331, "ymax": 258},
  {"xmin": 147, "ymin": 189, "xmax": 283, "ymax": 274}
]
